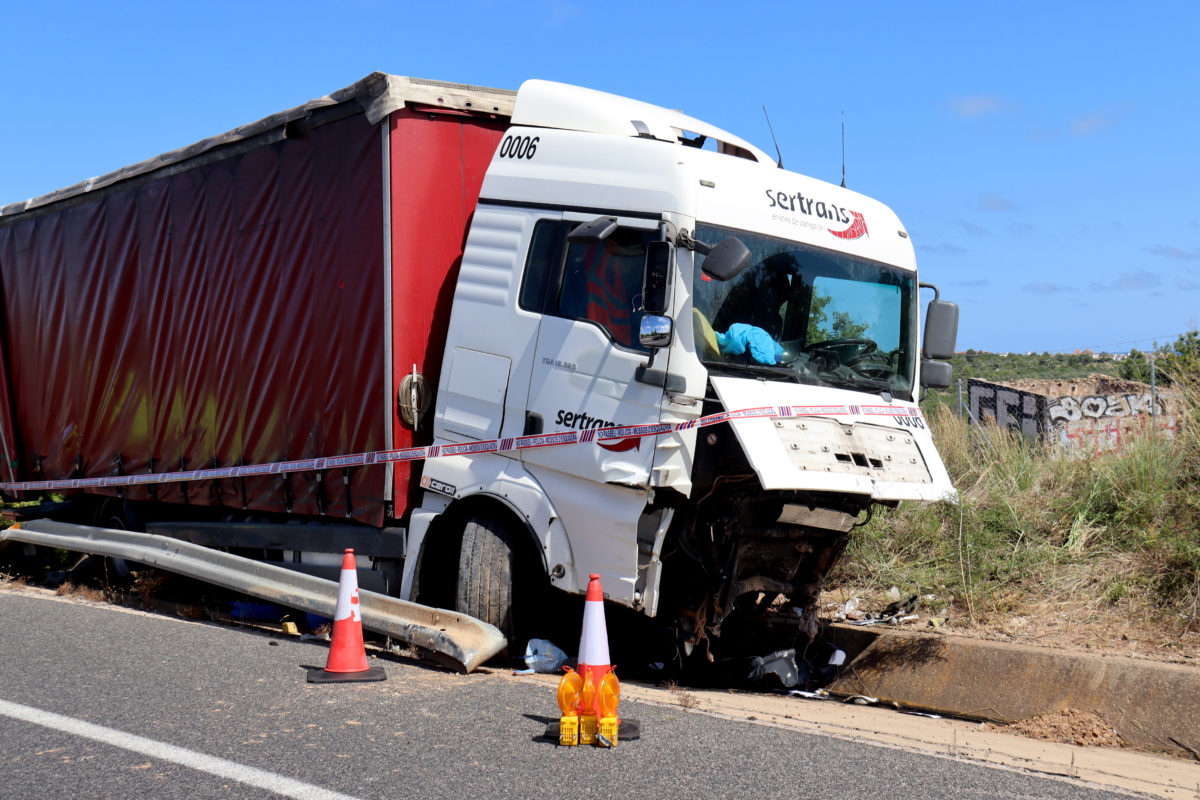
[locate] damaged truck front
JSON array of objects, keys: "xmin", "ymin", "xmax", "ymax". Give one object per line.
[{"xmin": 408, "ymin": 81, "xmax": 959, "ymax": 660}]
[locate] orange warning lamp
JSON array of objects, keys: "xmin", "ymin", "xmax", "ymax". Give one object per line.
[
  {"xmin": 596, "ymin": 670, "xmax": 620, "ymax": 747},
  {"xmin": 597, "ymin": 670, "xmax": 620, "ymax": 717},
  {"xmin": 556, "ymin": 668, "xmax": 582, "ymax": 746},
  {"xmin": 579, "ymin": 672, "xmax": 598, "ymax": 745},
  {"xmin": 557, "ymin": 667, "xmax": 583, "ymax": 713},
  {"xmin": 580, "ymin": 669, "xmax": 596, "ymax": 712}
]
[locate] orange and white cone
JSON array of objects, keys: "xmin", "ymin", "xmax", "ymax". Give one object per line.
[
  {"xmin": 575, "ymin": 573, "xmax": 612, "ymax": 718},
  {"xmin": 307, "ymin": 549, "xmax": 386, "ymax": 683}
]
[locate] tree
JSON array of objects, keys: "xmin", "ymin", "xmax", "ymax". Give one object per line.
[
  {"xmin": 829, "ymin": 310, "xmax": 869, "ymax": 340},
  {"xmin": 1118, "ymin": 331, "xmax": 1200, "ymax": 385},
  {"xmin": 1160, "ymin": 329, "xmax": 1200, "ymax": 382},
  {"xmin": 1120, "ymin": 349, "xmax": 1152, "ymax": 383},
  {"xmin": 806, "ymin": 293, "xmax": 868, "ymax": 343}
]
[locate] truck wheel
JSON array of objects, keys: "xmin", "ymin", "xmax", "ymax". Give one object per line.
[
  {"xmin": 455, "ymin": 515, "xmax": 516, "ymax": 646},
  {"xmin": 92, "ymin": 499, "xmax": 138, "ymax": 578}
]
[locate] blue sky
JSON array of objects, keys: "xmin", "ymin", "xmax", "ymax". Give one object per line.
[{"xmin": 2, "ymin": 1, "xmax": 1197, "ymax": 354}]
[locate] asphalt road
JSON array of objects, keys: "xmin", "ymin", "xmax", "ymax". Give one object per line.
[{"xmin": 0, "ymin": 588, "xmax": 1134, "ymax": 800}]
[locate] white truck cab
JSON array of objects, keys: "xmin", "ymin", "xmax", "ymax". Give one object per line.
[{"xmin": 407, "ymin": 79, "xmax": 957, "ymax": 657}]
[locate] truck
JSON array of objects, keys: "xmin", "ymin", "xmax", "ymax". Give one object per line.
[{"xmin": 0, "ymin": 73, "xmax": 958, "ymax": 662}]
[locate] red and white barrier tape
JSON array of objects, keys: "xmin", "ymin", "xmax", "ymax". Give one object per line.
[{"xmin": 0, "ymin": 402, "xmax": 923, "ymax": 493}]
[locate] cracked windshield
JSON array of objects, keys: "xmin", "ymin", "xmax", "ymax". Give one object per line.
[{"xmin": 691, "ymin": 223, "xmax": 917, "ymax": 398}]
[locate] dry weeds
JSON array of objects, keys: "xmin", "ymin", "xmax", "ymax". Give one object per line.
[
  {"xmin": 54, "ymin": 580, "xmax": 107, "ymax": 603},
  {"xmin": 0, "ymin": 573, "xmax": 29, "ymax": 590},
  {"xmin": 664, "ymin": 680, "xmax": 700, "ymax": 710}
]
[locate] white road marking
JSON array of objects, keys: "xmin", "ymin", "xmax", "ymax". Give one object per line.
[{"xmin": 0, "ymin": 699, "xmax": 365, "ymax": 800}]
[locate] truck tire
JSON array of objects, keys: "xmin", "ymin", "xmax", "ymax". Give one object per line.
[
  {"xmin": 456, "ymin": 515, "xmax": 515, "ymax": 645},
  {"xmin": 92, "ymin": 498, "xmax": 138, "ymax": 578}
]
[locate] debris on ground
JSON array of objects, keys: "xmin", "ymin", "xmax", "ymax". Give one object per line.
[
  {"xmin": 717, "ymin": 642, "xmax": 849, "ymax": 691},
  {"xmin": 833, "ymin": 593, "xmax": 924, "ymax": 627},
  {"xmin": 717, "ymin": 649, "xmax": 801, "ymax": 688},
  {"xmin": 513, "ymin": 638, "xmax": 569, "ymax": 675},
  {"xmin": 748, "ymin": 649, "xmax": 800, "ymax": 687},
  {"xmin": 835, "ymin": 596, "xmax": 865, "ymax": 621},
  {"xmin": 881, "ymin": 593, "xmax": 918, "ymax": 618}
]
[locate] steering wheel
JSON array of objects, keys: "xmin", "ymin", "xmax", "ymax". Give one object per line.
[{"xmin": 803, "ymin": 338, "xmax": 878, "ymax": 366}]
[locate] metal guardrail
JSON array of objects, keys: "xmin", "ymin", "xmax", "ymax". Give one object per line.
[{"xmin": 1, "ymin": 520, "xmax": 506, "ymax": 673}]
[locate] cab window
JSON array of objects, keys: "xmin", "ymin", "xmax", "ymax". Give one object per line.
[
  {"xmin": 557, "ymin": 227, "xmax": 654, "ymax": 351},
  {"xmin": 517, "ymin": 219, "xmax": 653, "ymax": 352}
]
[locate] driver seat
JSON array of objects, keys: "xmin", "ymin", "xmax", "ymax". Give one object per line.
[{"xmin": 693, "ymin": 308, "xmax": 721, "ymax": 360}]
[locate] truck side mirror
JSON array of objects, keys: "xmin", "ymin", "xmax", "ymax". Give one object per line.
[
  {"xmin": 920, "ymin": 358, "xmax": 953, "ymax": 388},
  {"xmin": 567, "ymin": 216, "xmax": 618, "ymax": 244},
  {"xmin": 922, "ymin": 298, "xmax": 959, "ymax": 360},
  {"xmin": 701, "ymin": 237, "xmax": 752, "ymax": 281},
  {"xmin": 643, "ymin": 241, "xmax": 672, "ymax": 315},
  {"xmin": 639, "ymin": 314, "xmax": 673, "ymax": 349}
]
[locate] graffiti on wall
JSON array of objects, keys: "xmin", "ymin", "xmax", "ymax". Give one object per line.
[
  {"xmin": 1048, "ymin": 393, "xmax": 1166, "ymax": 422},
  {"xmin": 967, "ymin": 379, "xmax": 1048, "ymax": 439},
  {"xmin": 967, "ymin": 379, "xmax": 1176, "ymax": 456},
  {"xmin": 1049, "ymin": 392, "xmax": 1176, "ymax": 456}
]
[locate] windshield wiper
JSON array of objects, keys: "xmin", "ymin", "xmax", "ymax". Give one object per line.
[
  {"xmin": 704, "ymin": 361, "xmax": 800, "ymax": 382},
  {"xmin": 834, "ymin": 375, "xmax": 896, "ymax": 395}
]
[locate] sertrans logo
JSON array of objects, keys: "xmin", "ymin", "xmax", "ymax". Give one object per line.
[
  {"xmin": 765, "ymin": 188, "xmax": 868, "ymax": 240},
  {"xmin": 555, "ymin": 408, "xmax": 641, "ymax": 452}
]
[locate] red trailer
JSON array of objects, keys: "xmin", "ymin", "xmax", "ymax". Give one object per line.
[{"xmin": 0, "ymin": 75, "xmax": 514, "ymax": 534}]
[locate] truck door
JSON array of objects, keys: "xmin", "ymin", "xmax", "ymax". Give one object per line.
[{"xmin": 518, "ymin": 214, "xmax": 667, "ymax": 601}]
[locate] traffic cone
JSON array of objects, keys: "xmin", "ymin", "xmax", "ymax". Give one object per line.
[
  {"xmin": 542, "ymin": 573, "xmax": 641, "ymax": 745},
  {"xmin": 307, "ymin": 549, "xmax": 386, "ymax": 683},
  {"xmin": 575, "ymin": 574, "xmax": 612, "ymax": 720}
]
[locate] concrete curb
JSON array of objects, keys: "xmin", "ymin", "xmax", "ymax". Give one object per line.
[{"xmin": 823, "ymin": 624, "xmax": 1200, "ymax": 758}]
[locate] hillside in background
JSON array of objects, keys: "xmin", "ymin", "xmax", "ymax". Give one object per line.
[
  {"xmin": 942, "ymin": 329, "xmax": 1199, "ymax": 388},
  {"xmin": 944, "ymin": 351, "xmax": 1122, "ymax": 385}
]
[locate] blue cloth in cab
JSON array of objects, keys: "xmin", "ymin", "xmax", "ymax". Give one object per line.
[{"xmin": 716, "ymin": 323, "xmax": 783, "ymax": 365}]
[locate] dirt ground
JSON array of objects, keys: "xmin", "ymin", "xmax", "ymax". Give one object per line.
[
  {"xmin": 997, "ymin": 709, "xmax": 1126, "ymax": 748},
  {"xmin": 818, "ymin": 587, "xmax": 1200, "ymax": 667}
]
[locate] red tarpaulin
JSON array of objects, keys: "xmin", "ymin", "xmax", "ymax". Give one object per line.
[
  {"xmin": 0, "ymin": 93, "xmax": 512, "ymax": 529},
  {"xmin": 0, "ymin": 112, "xmax": 388, "ymax": 524}
]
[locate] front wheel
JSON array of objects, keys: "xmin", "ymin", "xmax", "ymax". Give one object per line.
[{"xmin": 455, "ymin": 515, "xmax": 516, "ymax": 645}]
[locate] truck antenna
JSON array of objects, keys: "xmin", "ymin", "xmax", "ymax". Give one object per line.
[
  {"xmin": 840, "ymin": 111, "xmax": 847, "ymax": 188},
  {"xmin": 762, "ymin": 105, "xmax": 784, "ymax": 169}
]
